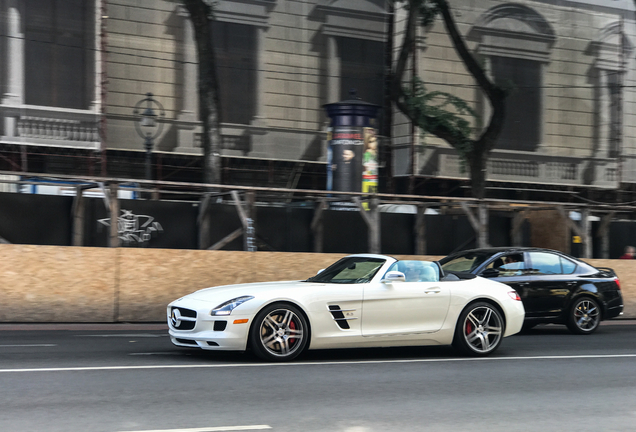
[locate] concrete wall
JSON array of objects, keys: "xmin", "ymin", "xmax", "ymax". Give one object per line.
[{"xmin": 1, "ymin": 244, "xmax": 634, "ymax": 322}]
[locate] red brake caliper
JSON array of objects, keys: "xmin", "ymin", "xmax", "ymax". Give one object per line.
[
  {"xmin": 289, "ymin": 320, "xmax": 296, "ymax": 346},
  {"xmin": 465, "ymin": 320, "xmax": 473, "ymax": 336}
]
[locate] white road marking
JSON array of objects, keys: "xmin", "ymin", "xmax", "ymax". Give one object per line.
[
  {"xmin": 128, "ymin": 352, "xmax": 189, "ymax": 356},
  {"xmin": 117, "ymin": 426, "xmax": 272, "ymax": 432},
  {"xmin": 75, "ymin": 334, "xmax": 164, "ymax": 338},
  {"xmin": 1, "ymin": 353, "xmax": 636, "ymax": 373},
  {"xmin": 0, "ymin": 344, "xmax": 57, "ymax": 347}
]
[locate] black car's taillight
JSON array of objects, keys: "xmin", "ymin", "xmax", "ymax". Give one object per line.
[{"xmin": 508, "ymin": 291, "xmax": 521, "ymax": 301}]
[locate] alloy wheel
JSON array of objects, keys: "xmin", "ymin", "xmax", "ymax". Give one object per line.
[
  {"xmin": 258, "ymin": 308, "xmax": 305, "ymax": 359},
  {"xmin": 456, "ymin": 303, "xmax": 503, "ymax": 356},
  {"xmin": 568, "ymin": 298, "xmax": 600, "ymax": 334}
]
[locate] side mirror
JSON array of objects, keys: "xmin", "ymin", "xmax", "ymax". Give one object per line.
[
  {"xmin": 382, "ymin": 271, "xmax": 406, "ymax": 283},
  {"xmin": 481, "ymin": 268, "xmax": 500, "ymax": 278}
]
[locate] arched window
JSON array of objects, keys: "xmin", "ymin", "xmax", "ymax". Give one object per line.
[
  {"xmin": 213, "ymin": 21, "xmax": 257, "ymax": 125},
  {"xmin": 337, "ymin": 37, "xmax": 385, "ymax": 107},
  {"xmin": 472, "ymin": 4, "xmax": 555, "ymax": 152},
  {"xmin": 318, "ymin": 0, "xmax": 388, "ymax": 106},
  {"xmin": 210, "ymin": 0, "xmax": 273, "ymax": 126},
  {"xmin": 25, "ymin": 0, "xmax": 94, "ymax": 109}
]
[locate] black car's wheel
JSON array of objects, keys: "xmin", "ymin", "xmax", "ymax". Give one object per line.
[
  {"xmin": 249, "ymin": 303, "xmax": 309, "ymax": 361},
  {"xmin": 453, "ymin": 302, "xmax": 504, "ymax": 357},
  {"xmin": 566, "ymin": 297, "xmax": 601, "ymax": 335}
]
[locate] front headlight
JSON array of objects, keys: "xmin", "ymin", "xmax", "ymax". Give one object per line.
[{"xmin": 210, "ymin": 296, "xmax": 254, "ymax": 316}]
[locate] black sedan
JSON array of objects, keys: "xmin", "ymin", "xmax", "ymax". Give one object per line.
[{"xmin": 439, "ymin": 247, "xmax": 624, "ymax": 334}]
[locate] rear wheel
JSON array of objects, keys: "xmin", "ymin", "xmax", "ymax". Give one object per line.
[
  {"xmin": 566, "ymin": 297, "xmax": 600, "ymax": 335},
  {"xmin": 453, "ymin": 302, "xmax": 504, "ymax": 356},
  {"xmin": 249, "ymin": 303, "xmax": 309, "ymax": 361}
]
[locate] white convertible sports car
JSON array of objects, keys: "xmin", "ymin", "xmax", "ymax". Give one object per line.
[{"xmin": 167, "ymin": 254, "xmax": 525, "ymax": 361}]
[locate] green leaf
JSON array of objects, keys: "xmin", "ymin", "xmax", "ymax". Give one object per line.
[{"xmin": 401, "ymin": 77, "xmax": 478, "ymax": 166}]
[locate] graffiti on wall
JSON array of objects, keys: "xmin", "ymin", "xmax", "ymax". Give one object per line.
[{"xmin": 98, "ymin": 209, "xmax": 163, "ymax": 245}]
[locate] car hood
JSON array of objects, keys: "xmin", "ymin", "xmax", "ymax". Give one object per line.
[{"xmin": 176, "ymin": 280, "xmax": 314, "ymax": 304}]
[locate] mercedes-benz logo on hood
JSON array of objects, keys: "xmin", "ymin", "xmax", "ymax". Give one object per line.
[{"xmin": 171, "ymin": 308, "xmax": 182, "ymax": 328}]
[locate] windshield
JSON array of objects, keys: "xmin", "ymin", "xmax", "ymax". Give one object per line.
[
  {"xmin": 305, "ymin": 257, "xmax": 386, "ymax": 284},
  {"xmin": 439, "ymin": 252, "xmax": 493, "ymax": 273}
]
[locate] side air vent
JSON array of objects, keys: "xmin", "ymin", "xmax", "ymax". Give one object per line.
[{"xmin": 328, "ymin": 305, "xmax": 356, "ymax": 330}]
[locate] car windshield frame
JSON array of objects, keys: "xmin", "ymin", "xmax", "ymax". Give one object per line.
[{"xmin": 304, "ymin": 256, "xmax": 387, "ymax": 284}]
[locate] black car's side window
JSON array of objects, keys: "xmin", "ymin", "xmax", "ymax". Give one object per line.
[
  {"xmin": 491, "ymin": 253, "xmax": 528, "ymax": 277},
  {"xmin": 560, "ymin": 258, "xmax": 577, "ymax": 274},
  {"xmin": 528, "ymin": 252, "xmax": 576, "ymax": 275}
]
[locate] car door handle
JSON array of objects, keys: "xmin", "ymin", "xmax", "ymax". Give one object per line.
[
  {"xmin": 425, "ymin": 288, "xmax": 441, "ymax": 294},
  {"xmin": 517, "ymin": 282, "xmax": 530, "ymax": 287}
]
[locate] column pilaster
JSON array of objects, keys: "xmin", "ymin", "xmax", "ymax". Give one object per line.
[
  {"xmin": 597, "ymin": 70, "xmax": 610, "ymax": 159},
  {"xmin": 327, "ymin": 35, "xmax": 340, "ymax": 103},
  {"xmin": 175, "ymin": 6, "xmax": 201, "ymax": 153},
  {"xmin": 3, "ymin": 0, "xmax": 25, "ymax": 138},
  {"xmin": 251, "ymin": 26, "xmax": 267, "ymax": 128}
]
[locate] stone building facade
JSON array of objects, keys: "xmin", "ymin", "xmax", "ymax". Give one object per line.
[
  {"xmin": 399, "ymin": 0, "xmax": 636, "ymax": 192},
  {"xmin": 1, "ymin": 0, "xmax": 635, "ymax": 194}
]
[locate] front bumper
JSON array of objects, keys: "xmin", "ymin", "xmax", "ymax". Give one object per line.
[
  {"xmin": 167, "ymin": 304, "xmax": 251, "ymax": 351},
  {"xmin": 504, "ymin": 299, "xmax": 526, "ymax": 337}
]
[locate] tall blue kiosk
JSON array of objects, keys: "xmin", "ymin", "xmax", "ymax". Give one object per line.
[{"xmin": 323, "ymin": 94, "xmax": 381, "ymax": 195}]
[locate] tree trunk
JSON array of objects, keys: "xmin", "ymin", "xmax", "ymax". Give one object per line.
[
  {"xmin": 391, "ymin": 0, "xmax": 507, "ymax": 199},
  {"xmin": 182, "ymin": 0, "xmax": 222, "ymax": 185},
  {"xmin": 469, "ymin": 150, "xmax": 487, "ymax": 200}
]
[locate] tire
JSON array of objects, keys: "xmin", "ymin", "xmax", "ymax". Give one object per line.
[
  {"xmin": 249, "ymin": 303, "xmax": 309, "ymax": 361},
  {"xmin": 566, "ymin": 297, "xmax": 600, "ymax": 335},
  {"xmin": 453, "ymin": 302, "xmax": 504, "ymax": 357}
]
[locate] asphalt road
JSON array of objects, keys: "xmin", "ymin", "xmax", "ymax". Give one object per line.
[{"xmin": 1, "ymin": 321, "xmax": 636, "ymax": 432}]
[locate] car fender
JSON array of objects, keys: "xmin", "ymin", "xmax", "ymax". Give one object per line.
[{"xmin": 444, "ymin": 277, "xmax": 524, "ymax": 336}]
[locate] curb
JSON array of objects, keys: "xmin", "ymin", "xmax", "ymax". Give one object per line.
[{"xmin": 0, "ymin": 323, "xmax": 168, "ymax": 331}]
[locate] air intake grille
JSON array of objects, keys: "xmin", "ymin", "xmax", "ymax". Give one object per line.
[{"xmin": 170, "ymin": 307, "xmax": 197, "ymax": 330}]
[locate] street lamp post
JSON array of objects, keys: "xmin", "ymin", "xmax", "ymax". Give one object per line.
[{"xmin": 133, "ymin": 93, "xmax": 165, "ymax": 181}]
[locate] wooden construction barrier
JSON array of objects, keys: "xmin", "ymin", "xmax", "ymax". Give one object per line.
[{"xmin": 1, "ymin": 244, "xmax": 634, "ymax": 322}]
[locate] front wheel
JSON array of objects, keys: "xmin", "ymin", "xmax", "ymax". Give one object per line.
[
  {"xmin": 566, "ymin": 297, "xmax": 600, "ymax": 335},
  {"xmin": 453, "ymin": 302, "xmax": 504, "ymax": 357},
  {"xmin": 249, "ymin": 303, "xmax": 309, "ymax": 361}
]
